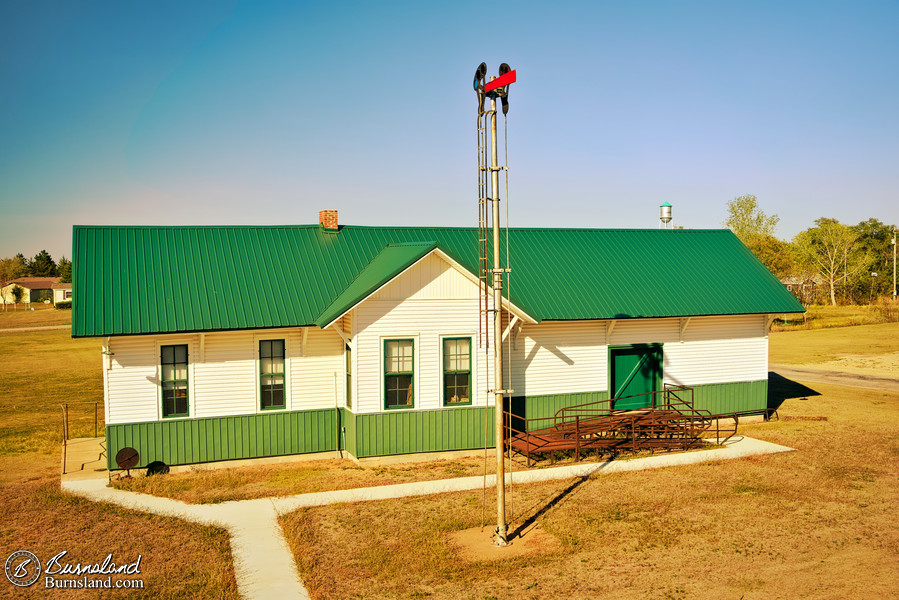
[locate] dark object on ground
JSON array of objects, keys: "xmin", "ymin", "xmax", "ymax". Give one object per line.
[{"xmin": 146, "ymin": 461, "xmax": 170, "ymax": 476}]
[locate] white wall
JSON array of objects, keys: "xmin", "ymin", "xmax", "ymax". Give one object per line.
[
  {"xmin": 504, "ymin": 314, "xmax": 769, "ymax": 396},
  {"xmin": 105, "ymin": 326, "xmax": 345, "ymax": 424},
  {"xmin": 352, "ymin": 252, "xmax": 490, "ymax": 414}
]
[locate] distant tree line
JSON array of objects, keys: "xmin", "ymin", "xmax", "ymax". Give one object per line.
[{"xmin": 724, "ymin": 195, "xmax": 896, "ymax": 306}]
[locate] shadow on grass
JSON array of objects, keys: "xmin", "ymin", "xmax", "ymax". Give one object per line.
[
  {"xmin": 768, "ymin": 371, "xmax": 821, "ymax": 414},
  {"xmin": 508, "ymin": 476, "xmax": 590, "ymax": 540}
]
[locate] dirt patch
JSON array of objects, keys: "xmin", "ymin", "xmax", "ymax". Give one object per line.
[
  {"xmin": 447, "ymin": 523, "xmax": 563, "ymax": 562},
  {"xmin": 801, "ymin": 351, "xmax": 899, "ymax": 378}
]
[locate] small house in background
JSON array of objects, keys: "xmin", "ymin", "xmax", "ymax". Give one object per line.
[
  {"xmin": 72, "ymin": 211, "xmax": 804, "ymax": 470},
  {"xmin": 52, "ymin": 282, "xmax": 73, "ymax": 304},
  {"xmin": 1, "ymin": 276, "xmax": 61, "ymax": 305}
]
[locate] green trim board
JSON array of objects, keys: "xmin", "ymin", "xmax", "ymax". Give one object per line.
[{"xmin": 73, "ymin": 225, "xmax": 805, "ymax": 338}]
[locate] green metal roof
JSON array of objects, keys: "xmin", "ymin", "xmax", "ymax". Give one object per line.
[
  {"xmin": 314, "ymin": 241, "xmax": 439, "ymax": 328},
  {"xmin": 72, "ymin": 224, "xmax": 804, "ymax": 337}
]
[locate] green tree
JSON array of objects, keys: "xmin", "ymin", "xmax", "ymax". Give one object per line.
[
  {"xmin": 723, "ymin": 194, "xmax": 780, "ymax": 239},
  {"xmin": 29, "ymin": 250, "xmax": 57, "ymax": 277},
  {"xmin": 11, "ymin": 284, "xmax": 25, "ymax": 307},
  {"xmin": 723, "ymin": 195, "xmax": 790, "ymax": 276},
  {"xmin": 58, "ymin": 256, "xmax": 72, "ymax": 284},
  {"xmin": 794, "ymin": 218, "xmax": 868, "ymax": 306},
  {"xmin": 847, "ymin": 218, "xmax": 892, "ymax": 301},
  {"xmin": 0, "ymin": 255, "xmax": 27, "ymax": 311},
  {"xmin": 744, "ymin": 234, "xmax": 794, "ymax": 278}
]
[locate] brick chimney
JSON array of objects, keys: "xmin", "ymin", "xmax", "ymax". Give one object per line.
[{"xmin": 319, "ymin": 209, "xmax": 338, "ymax": 230}]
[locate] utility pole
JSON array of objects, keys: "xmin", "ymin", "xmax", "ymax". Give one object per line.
[
  {"xmin": 892, "ymin": 226, "xmax": 896, "ymax": 301},
  {"xmin": 474, "ymin": 63, "xmax": 516, "ymax": 547}
]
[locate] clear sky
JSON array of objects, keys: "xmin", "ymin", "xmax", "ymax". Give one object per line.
[{"xmin": 1, "ymin": 0, "xmax": 897, "ymax": 261}]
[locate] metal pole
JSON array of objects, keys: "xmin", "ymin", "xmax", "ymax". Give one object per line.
[
  {"xmin": 891, "ymin": 230, "xmax": 896, "ymax": 300},
  {"xmin": 491, "ymin": 91, "xmax": 508, "ymax": 547}
]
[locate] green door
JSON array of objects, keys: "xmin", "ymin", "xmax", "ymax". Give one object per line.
[{"xmin": 610, "ymin": 345, "xmax": 662, "ymax": 410}]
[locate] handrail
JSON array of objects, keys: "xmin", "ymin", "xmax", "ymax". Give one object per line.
[{"xmin": 60, "ymin": 402, "xmax": 102, "ymax": 475}]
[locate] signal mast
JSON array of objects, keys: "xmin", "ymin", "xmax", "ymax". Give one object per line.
[{"xmin": 473, "ymin": 62, "xmax": 516, "ymax": 546}]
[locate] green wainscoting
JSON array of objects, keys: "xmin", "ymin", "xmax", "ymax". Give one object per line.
[
  {"xmin": 106, "ymin": 381, "xmax": 768, "ymax": 468},
  {"xmin": 106, "ymin": 408, "xmax": 341, "ymax": 469},
  {"xmin": 687, "ymin": 380, "xmax": 768, "ymax": 416},
  {"xmin": 348, "ymin": 406, "xmax": 495, "ymax": 458},
  {"xmin": 509, "ymin": 391, "xmax": 610, "ymax": 422}
]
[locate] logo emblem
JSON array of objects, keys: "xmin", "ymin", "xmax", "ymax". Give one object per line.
[{"xmin": 5, "ymin": 551, "xmax": 41, "ymax": 587}]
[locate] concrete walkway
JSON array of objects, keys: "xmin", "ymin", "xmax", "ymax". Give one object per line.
[
  {"xmin": 61, "ymin": 436, "xmax": 793, "ymax": 600},
  {"xmin": 0, "ymin": 324, "xmax": 70, "ymax": 333}
]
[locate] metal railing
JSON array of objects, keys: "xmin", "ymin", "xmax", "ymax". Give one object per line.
[
  {"xmin": 61, "ymin": 402, "xmax": 103, "ymax": 474},
  {"xmin": 502, "ymin": 386, "xmax": 739, "ymax": 466}
]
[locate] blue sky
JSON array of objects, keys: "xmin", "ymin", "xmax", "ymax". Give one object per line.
[{"xmin": 1, "ymin": 0, "xmax": 897, "ymax": 261}]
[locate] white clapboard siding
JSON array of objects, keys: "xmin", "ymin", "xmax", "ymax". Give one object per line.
[
  {"xmin": 503, "ymin": 315, "xmax": 769, "ymax": 398},
  {"xmin": 354, "ymin": 298, "xmax": 487, "ymax": 413},
  {"xmin": 193, "ymin": 331, "xmax": 256, "ymax": 418},
  {"xmin": 664, "ymin": 315, "xmax": 768, "ymax": 385},
  {"xmin": 353, "ymin": 252, "xmax": 487, "ymax": 414},
  {"xmin": 506, "ymin": 321, "xmax": 607, "ymax": 396},
  {"xmin": 292, "ymin": 327, "xmax": 346, "ymax": 410},
  {"xmin": 372, "ymin": 252, "xmax": 480, "ymax": 301},
  {"xmin": 107, "ymin": 336, "xmax": 165, "ymax": 424},
  {"xmin": 107, "ymin": 327, "xmax": 347, "ymax": 424},
  {"xmin": 608, "ymin": 318, "xmax": 680, "ymax": 345}
]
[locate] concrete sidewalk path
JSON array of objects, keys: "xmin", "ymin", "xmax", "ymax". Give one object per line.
[
  {"xmin": 61, "ymin": 435, "xmax": 793, "ymax": 600},
  {"xmin": 0, "ymin": 324, "xmax": 70, "ymax": 333}
]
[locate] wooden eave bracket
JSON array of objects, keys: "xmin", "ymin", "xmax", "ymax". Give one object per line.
[
  {"xmin": 606, "ymin": 320, "xmax": 616, "ymax": 345},
  {"xmin": 679, "ymin": 317, "xmax": 691, "ymax": 343},
  {"xmin": 766, "ymin": 314, "xmax": 775, "ymax": 337},
  {"xmin": 331, "ymin": 323, "xmax": 352, "ymax": 350},
  {"xmin": 301, "ymin": 327, "xmax": 309, "ymax": 357},
  {"xmin": 502, "ymin": 315, "xmax": 520, "ymax": 344}
]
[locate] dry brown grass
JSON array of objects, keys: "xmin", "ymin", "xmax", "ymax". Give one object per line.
[
  {"xmin": 0, "ymin": 458, "xmax": 239, "ymax": 600},
  {"xmin": 0, "ymin": 328, "xmax": 239, "ymax": 599},
  {"xmin": 0, "ymin": 329, "xmax": 103, "ymax": 455},
  {"xmin": 772, "ymin": 302, "xmax": 899, "ymax": 332},
  {"xmin": 0, "ymin": 303, "xmax": 71, "ymax": 329},
  {"xmin": 111, "ymin": 457, "xmax": 497, "ymax": 504},
  {"xmin": 769, "ymin": 322, "xmax": 899, "ymax": 367},
  {"xmin": 279, "ymin": 383, "xmax": 898, "ymax": 599}
]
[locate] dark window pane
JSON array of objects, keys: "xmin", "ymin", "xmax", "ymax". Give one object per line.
[{"xmin": 386, "ymin": 374, "xmax": 413, "ymax": 407}]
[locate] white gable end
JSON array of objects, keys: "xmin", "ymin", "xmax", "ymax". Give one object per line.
[{"xmin": 371, "ymin": 252, "xmax": 480, "ymax": 302}]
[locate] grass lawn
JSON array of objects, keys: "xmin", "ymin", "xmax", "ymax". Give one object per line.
[
  {"xmin": 772, "ymin": 302, "xmax": 898, "ymax": 332},
  {"xmin": 279, "ymin": 383, "xmax": 898, "ymax": 600},
  {"xmin": 0, "ymin": 326, "xmax": 239, "ymax": 599},
  {"xmin": 769, "ymin": 322, "xmax": 899, "ymax": 367},
  {"xmin": 0, "ymin": 302, "xmax": 71, "ymax": 329},
  {"xmin": 112, "ymin": 456, "xmax": 499, "ymax": 504}
]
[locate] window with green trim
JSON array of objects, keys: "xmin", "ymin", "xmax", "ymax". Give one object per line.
[
  {"xmin": 384, "ymin": 339, "xmax": 413, "ymax": 409},
  {"xmin": 161, "ymin": 344, "xmax": 189, "ymax": 418},
  {"xmin": 260, "ymin": 339, "xmax": 286, "ymax": 410},
  {"xmin": 443, "ymin": 337, "xmax": 471, "ymax": 405},
  {"xmin": 345, "ymin": 344, "xmax": 352, "ymax": 408}
]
